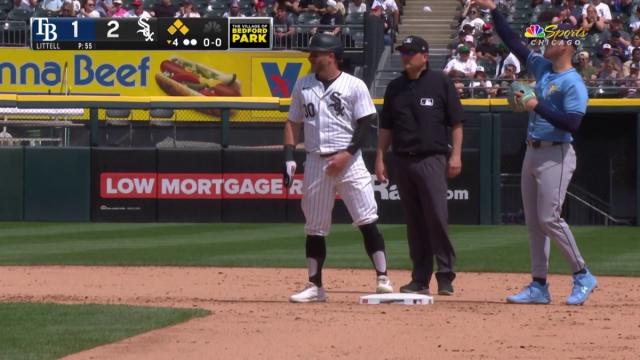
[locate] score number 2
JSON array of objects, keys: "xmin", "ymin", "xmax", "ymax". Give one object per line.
[{"xmin": 71, "ymin": 20, "xmax": 119, "ymax": 38}]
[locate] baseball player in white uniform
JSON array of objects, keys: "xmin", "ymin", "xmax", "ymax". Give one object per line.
[{"xmin": 283, "ymin": 34, "xmax": 393, "ymax": 303}]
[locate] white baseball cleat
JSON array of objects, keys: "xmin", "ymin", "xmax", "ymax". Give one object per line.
[
  {"xmin": 376, "ymin": 275, "xmax": 394, "ymax": 294},
  {"xmin": 290, "ymin": 282, "xmax": 327, "ymax": 303}
]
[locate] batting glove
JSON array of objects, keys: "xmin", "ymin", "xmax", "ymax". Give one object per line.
[{"xmin": 283, "ymin": 161, "xmax": 297, "ymax": 189}]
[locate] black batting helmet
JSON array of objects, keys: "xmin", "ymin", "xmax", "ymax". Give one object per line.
[{"xmin": 306, "ymin": 33, "xmax": 344, "ymax": 56}]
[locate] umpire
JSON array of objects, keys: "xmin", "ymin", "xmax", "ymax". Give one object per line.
[{"xmin": 375, "ymin": 36, "xmax": 464, "ymax": 295}]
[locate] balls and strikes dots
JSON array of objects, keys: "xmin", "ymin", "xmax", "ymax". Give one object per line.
[{"xmin": 181, "ymin": 39, "xmax": 198, "ymax": 46}]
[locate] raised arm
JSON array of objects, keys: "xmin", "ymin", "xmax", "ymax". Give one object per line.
[{"xmin": 472, "ymin": 0, "xmax": 531, "ymax": 64}]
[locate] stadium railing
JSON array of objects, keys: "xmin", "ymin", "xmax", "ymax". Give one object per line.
[{"xmin": 0, "ymin": 20, "xmax": 29, "ymax": 47}]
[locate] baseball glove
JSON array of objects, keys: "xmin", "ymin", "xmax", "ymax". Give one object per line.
[{"xmin": 507, "ymin": 81, "xmax": 537, "ymax": 112}]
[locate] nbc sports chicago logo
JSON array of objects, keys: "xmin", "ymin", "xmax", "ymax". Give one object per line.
[{"xmin": 524, "ymin": 24, "xmax": 587, "ymax": 47}]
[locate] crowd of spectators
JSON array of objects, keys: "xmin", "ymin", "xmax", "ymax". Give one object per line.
[{"xmin": 447, "ymin": 0, "xmax": 640, "ymax": 98}]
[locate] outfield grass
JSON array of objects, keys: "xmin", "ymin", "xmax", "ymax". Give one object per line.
[
  {"xmin": 0, "ymin": 223, "xmax": 638, "ymax": 276},
  {"xmin": 0, "ymin": 302, "xmax": 209, "ymax": 360}
]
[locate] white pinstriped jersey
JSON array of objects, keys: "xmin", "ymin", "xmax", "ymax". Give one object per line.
[{"xmin": 288, "ymin": 72, "xmax": 376, "ymax": 154}]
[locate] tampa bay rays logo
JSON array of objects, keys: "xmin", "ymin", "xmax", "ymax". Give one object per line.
[{"xmin": 329, "ymin": 92, "xmax": 345, "ymax": 116}]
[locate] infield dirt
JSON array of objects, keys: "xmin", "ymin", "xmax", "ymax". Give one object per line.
[{"xmin": 1, "ymin": 266, "xmax": 638, "ymax": 359}]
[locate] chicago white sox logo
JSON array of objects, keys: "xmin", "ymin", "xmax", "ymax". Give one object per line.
[{"xmin": 329, "ymin": 92, "xmax": 345, "ymax": 117}]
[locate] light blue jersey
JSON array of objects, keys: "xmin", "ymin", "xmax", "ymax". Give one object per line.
[{"xmin": 526, "ymin": 52, "xmax": 588, "ymax": 142}]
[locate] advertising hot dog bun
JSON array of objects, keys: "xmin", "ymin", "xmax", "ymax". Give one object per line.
[
  {"xmin": 155, "ymin": 73, "xmax": 223, "ymax": 116},
  {"xmin": 155, "ymin": 57, "xmax": 241, "ymax": 116},
  {"xmin": 171, "ymin": 57, "xmax": 241, "ymax": 93}
]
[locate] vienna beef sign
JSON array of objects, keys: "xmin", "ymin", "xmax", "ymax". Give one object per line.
[{"xmin": 100, "ymin": 173, "xmax": 304, "ymax": 200}]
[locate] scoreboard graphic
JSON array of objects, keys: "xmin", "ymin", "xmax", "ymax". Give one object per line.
[{"xmin": 30, "ymin": 16, "xmax": 273, "ymax": 51}]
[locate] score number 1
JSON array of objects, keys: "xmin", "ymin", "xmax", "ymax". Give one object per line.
[{"xmin": 71, "ymin": 20, "xmax": 119, "ymax": 38}]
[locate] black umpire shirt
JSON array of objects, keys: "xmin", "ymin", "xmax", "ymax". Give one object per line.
[{"xmin": 380, "ymin": 67, "xmax": 464, "ymax": 156}]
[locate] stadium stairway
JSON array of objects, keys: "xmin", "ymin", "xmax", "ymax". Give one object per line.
[
  {"xmin": 371, "ymin": 0, "xmax": 458, "ymax": 97},
  {"xmin": 396, "ymin": 0, "xmax": 461, "ymax": 49}
]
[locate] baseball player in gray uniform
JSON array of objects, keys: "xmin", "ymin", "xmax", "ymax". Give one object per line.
[
  {"xmin": 283, "ymin": 34, "xmax": 394, "ymax": 303},
  {"xmin": 475, "ymin": 0, "xmax": 597, "ymax": 305}
]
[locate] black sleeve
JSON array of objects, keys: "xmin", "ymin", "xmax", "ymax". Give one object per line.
[
  {"xmin": 534, "ymin": 100, "xmax": 583, "ymax": 132},
  {"xmin": 490, "ymin": 8, "xmax": 531, "ymax": 64},
  {"xmin": 347, "ymin": 113, "xmax": 376, "ymax": 154},
  {"xmin": 380, "ymin": 83, "xmax": 394, "ymax": 129},
  {"xmin": 444, "ymin": 76, "xmax": 465, "ymax": 126}
]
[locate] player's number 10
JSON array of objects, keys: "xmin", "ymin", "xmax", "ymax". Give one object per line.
[{"xmin": 71, "ymin": 20, "xmax": 120, "ymax": 38}]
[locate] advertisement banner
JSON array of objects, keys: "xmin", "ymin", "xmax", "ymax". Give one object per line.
[
  {"xmin": 1, "ymin": 49, "xmax": 310, "ymax": 121},
  {"xmin": 157, "ymin": 148, "xmax": 222, "ymax": 222},
  {"xmin": 92, "ymin": 149, "xmax": 480, "ymax": 224},
  {"xmin": 91, "ymin": 148, "xmax": 157, "ymax": 222},
  {"xmin": 100, "ymin": 172, "xmax": 304, "ymax": 199}
]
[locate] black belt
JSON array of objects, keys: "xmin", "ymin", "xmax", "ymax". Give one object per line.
[
  {"xmin": 526, "ymin": 139, "xmax": 565, "ymax": 148},
  {"xmin": 319, "ymin": 151, "xmax": 339, "ymax": 158},
  {"xmin": 395, "ymin": 151, "xmax": 444, "ymax": 158}
]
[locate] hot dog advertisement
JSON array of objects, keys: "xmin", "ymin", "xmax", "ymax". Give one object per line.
[
  {"xmin": 155, "ymin": 57, "xmax": 242, "ymax": 116},
  {"xmin": 2, "ymin": 49, "xmax": 310, "ymax": 95}
]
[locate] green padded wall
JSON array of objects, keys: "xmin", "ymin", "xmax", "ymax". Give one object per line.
[
  {"xmin": 0, "ymin": 148, "xmax": 24, "ymax": 220},
  {"xmin": 24, "ymin": 147, "xmax": 91, "ymax": 221}
]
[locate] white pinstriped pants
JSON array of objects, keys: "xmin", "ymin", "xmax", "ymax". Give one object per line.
[{"xmin": 301, "ymin": 152, "xmax": 379, "ymax": 236}]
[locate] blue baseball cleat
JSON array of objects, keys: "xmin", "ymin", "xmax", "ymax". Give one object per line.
[
  {"xmin": 567, "ymin": 269, "xmax": 597, "ymax": 306},
  {"xmin": 506, "ymin": 282, "xmax": 551, "ymax": 304}
]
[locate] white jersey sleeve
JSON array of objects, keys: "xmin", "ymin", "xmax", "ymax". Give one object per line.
[
  {"xmin": 288, "ymin": 79, "xmax": 304, "ymax": 123},
  {"xmin": 352, "ymin": 79, "xmax": 376, "ymax": 120}
]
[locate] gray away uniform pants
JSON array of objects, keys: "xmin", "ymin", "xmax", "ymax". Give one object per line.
[{"xmin": 521, "ymin": 143, "xmax": 586, "ymax": 278}]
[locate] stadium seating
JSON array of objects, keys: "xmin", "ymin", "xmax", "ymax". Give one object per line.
[
  {"xmin": 105, "ymin": 109, "xmax": 133, "ymax": 147},
  {"xmin": 149, "ymin": 109, "xmax": 177, "ymax": 147}
]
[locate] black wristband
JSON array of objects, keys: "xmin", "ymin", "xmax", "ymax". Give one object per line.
[{"xmin": 284, "ymin": 144, "xmax": 295, "ymax": 161}]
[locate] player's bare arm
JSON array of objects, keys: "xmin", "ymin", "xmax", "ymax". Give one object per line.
[
  {"xmin": 448, "ymin": 123, "xmax": 463, "ymax": 179},
  {"xmin": 283, "ymin": 120, "xmax": 302, "ymax": 147},
  {"xmin": 375, "ymin": 129, "xmax": 392, "ymax": 182}
]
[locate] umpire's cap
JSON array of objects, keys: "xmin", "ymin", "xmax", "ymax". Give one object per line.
[
  {"xmin": 396, "ymin": 36, "xmax": 429, "ymax": 53},
  {"xmin": 306, "ymin": 34, "xmax": 344, "ymax": 56}
]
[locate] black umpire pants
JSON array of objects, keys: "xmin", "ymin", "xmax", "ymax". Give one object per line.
[{"xmin": 393, "ymin": 154, "xmax": 456, "ymax": 286}]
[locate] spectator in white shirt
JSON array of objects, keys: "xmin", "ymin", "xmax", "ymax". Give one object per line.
[
  {"xmin": 470, "ymin": 66, "xmax": 496, "ymax": 98},
  {"xmin": 125, "ymin": 0, "xmax": 151, "ymax": 17},
  {"xmin": 582, "ymin": 0, "xmax": 611, "ymax": 23},
  {"xmin": 460, "ymin": 6, "xmax": 485, "ymax": 34},
  {"xmin": 42, "ymin": 0, "xmax": 64, "ymax": 11},
  {"xmin": 443, "ymin": 45, "xmax": 477, "ymax": 78},
  {"xmin": 348, "ymin": 0, "xmax": 366, "ymax": 14},
  {"xmin": 13, "ymin": 0, "xmax": 37, "ymax": 12},
  {"xmin": 380, "ymin": 0, "xmax": 399, "ymax": 31},
  {"xmin": 495, "ymin": 44, "xmax": 521, "ymax": 77},
  {"xmin": 78, "ymin": 0, "xmax": 100, "ymax": 17}
]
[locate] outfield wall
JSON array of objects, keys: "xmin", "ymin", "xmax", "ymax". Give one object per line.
[
  {"xmin": 0, "ymin": 147, "xmax": 479, "ymax": 224},
  {"xmin": 0, "ymin": 96, "xmax": 638, "ymax": 225}
]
